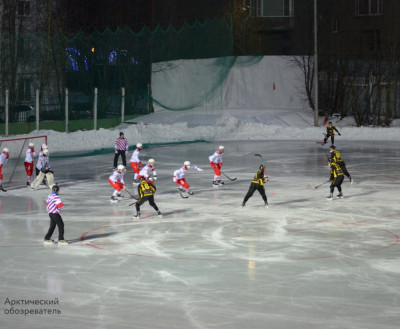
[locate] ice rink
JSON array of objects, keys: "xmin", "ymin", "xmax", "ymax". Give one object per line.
[{"xmin": 1, "ymin": 140, "xmax": 400, "ymax": 329}]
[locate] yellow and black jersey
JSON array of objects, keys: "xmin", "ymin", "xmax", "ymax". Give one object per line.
[
  {"xmin": 138, "ymin": 180, "xmax": 156, "ymax": 197},
  {"xmin": 330, "ymin": 162, "xmax": 344, "ymax": 179},
  {"xmin": 330, "ymin": 150, "xmax": 343, "ymax": 163},
  {"xmin": 326, "ymin": 125, "xmax": 340, "ymax": 136},
  {"xmin": 251, "ymin": 168, "xmax": 267, "ymax": 186}
]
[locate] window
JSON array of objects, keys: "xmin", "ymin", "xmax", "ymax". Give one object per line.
[
  {"xmin": 331, "ymin": 19, "xmax": 338, "ymax": 33},
  {"xmin": 17, "ymin": 37, "xmax": 30, "ymax": 58},
  {"xmin": 250, "ymin": 0, "xmax": 256, "ymax": 17},
  {"xmin": 252, "ymin": 0, "xmax": 294, "ymax": 17},
  {"xmin": 364, "ymin": 29, "xmax": 381, "ymax": 51},
  {"xmin": 17, "ymin": 79, "xmax": 32, "ymax": 101},
  {"xmin": 356, "ymin": 0, "xmax": 383, "ymax": 16},
  {"xmin": 17, "ymin": 1, "xmax": 31, "ymax": 16}
]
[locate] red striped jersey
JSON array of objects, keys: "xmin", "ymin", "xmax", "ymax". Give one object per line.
[{"xmin": 46, "ymin": 192, "xmax": 64, "ymax": 214}]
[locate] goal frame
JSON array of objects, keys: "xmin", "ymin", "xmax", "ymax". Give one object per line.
[{"xmin": 0, "ymin": 135, "xmax": 48, "ymax": 185}]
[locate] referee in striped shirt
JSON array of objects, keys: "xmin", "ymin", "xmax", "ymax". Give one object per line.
[
  {"xmin": 44, "ymin": 184, "xmax": 68, "ymax": 246},
  {"xmin": 114, "ymin": 132, "xmax": 129, "ymax": 168}
]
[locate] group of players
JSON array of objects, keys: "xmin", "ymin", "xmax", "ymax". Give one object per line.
[
  {"xmin": 0, "ymin": 142, "xmax": 67, "ymax": 246},
  {"xmin": 323, "ymin": 121, "xmax": 353, "ymax": 200},
  {"xmin": 0, "ymin": 122, "xmax": 351, "ymax": 246},
  {"xmin": 109, "ymin": 132, "xmax": 237, "ymax": 219},
  {"xmin": 0, "ymin": 142, "xmax": 52, "ymax": 192}
]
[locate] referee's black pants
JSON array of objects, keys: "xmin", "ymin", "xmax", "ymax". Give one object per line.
[
  {"xmin": 45, "ymin": 213, "xmax": 64, "ymax": 241},
  {"xmin": 114, "ymin": 150, "xmax": 127, "ymax": 167}
]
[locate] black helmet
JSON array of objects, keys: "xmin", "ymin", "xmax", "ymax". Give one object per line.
[{"xmin": 52, "ymin": 184, "xmax": 59, "ymax": 193}]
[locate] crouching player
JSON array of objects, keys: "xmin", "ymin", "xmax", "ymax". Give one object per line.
[{"xmin": 109, "ymin": 165, "xmax": 127, "ymax": 202}]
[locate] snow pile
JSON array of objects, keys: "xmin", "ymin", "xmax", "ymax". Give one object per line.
[{"xmin": 15, "ymin": 107, "xmax": 398, "ymax": 154}]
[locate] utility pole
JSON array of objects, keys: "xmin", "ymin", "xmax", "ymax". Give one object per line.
[{"xmin": 313, "ymin": 0, "xmax": 319, "ymax": 126}]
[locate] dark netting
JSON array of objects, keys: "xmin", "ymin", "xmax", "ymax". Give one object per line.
[{"xmin": 0, "ymin": 17, "xmax": 233, "ymax": 134}]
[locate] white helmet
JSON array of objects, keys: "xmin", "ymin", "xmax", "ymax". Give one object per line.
[
  {"xmin": 42, "ymin": 144, "xmax": 48, "ymax": 149},
  {"xmin": 29, "ymin": 143, "xmax": 34, "ymax": 147},
  {"xmin": 136, "ymin": 143, "xmax": 142, "ymax": 149},
  {"xmin": 148, "ymin": 158, "xmax": 155, "ymax": 164},
  {"xmin": 219, "ymin": 145, "xmax": 224, "ymax": 150},
  {"xmin": 43, "ymin": 149, "xmax": 49, "ymax": 156},
  {"xmin": 184, "ymin": 161, "xmax": 190, "ymax": 167},
  {"xmin": 117, "ymin": 164, "xmax": 125, "ymax": 172},
  {"xmin": 3, "ymin": 147, "xmax": 9, "ymax": 153}
]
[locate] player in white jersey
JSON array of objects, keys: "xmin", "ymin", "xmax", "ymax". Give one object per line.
[
  {"xmin": 35, "ymin": 144, "xmax": 48, "ymax": 185},
  {"xmin": 138, "ymin": 159, "xmax": 157, "ymax": 183},
  {"xmin": 0, "ymin": 148, "xmax": 10, "ymax": 192},
  {"xmin": 173, "ymin": 161, "xmax": 203, "ymax": 195},
  {"xmin": 30, "ymin": 149, "xmax": 55, "ymax": 190},
  {"xmin": 129, "ymin": 143, "xmax": 143, "ymax": 183},
  {"xmin": 24, "ymin": 143, "xmax": 36, "ymax": 185},
  {"xmin": 109, "ymin": 165, "xmax": 126, "ymax": 202},
  {"xmin": 209, "ymin": 145, "xmax": 224, "ymax": 186}
]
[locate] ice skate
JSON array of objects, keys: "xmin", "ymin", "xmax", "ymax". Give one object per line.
[
  {"xmin": 265, "ymin": 202, "xmax": 269, "ymax": 208},
  {"xmin": 350, "ymin": 178, "xmax": 354, "ymax": 184},
  {"xmin": 212, "ymin": 181, "xmax": 218, "ymax": 187},
  {"xmin": 241, "ymin": 202, "xmax": 246, "ymax": 207},
  {"xmin": 58, "ymin": 240, "xmax": 69, "ymax": 246},
  {"xmin": 336, "ymin": 192, "xmax": 344, "ymax": 199},
  {"xmin": 218, "ymin": 180, "xmax": 224, "ymax": 185},
  {"xmin": 0, "ymin": 185, "xmax": 7, "ymax": 192},
  {"xmin": 155, "ymin": 210, "xmax": 163, "ymax": 218},
  {"xmin": 187, "ymin": 190, "xmax": 194, "ymax": 195},
  {"xmin": 43, "ymin": 239, "xmax": 55, "ymax": 246},
  {"xmin": 326, "ymin": 194, "xmax": 334, "ymax": 200},
  {"xmin": 132, "ymin": 212, "xmax": 141, "ymax": 220},
  {"xmin": 110, "ymin": 196, "xmax": 118, "ymax": 203}
]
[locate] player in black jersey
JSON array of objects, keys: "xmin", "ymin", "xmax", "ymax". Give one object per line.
[
  {"xmin": 329, "ymin": 145, "xmax": 353, "ymax": 183},
  {"xmin": 242, "ymin": 165, "xmax": 268, "ymax": 207},
  {"xmin": 327, "ymin": 158, "xmax": 344, "ymax": 200},
  {"xmin": 323, "ymin": 122, "xmax": 341, "ymax": 145},
  {"xmin": 132, "ymin": 177, "xmax": 162, "ymax": 219}
]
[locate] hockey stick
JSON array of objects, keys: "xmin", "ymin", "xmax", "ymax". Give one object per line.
[
  {"xmin": 221, "ymin": 172, "xmax": 237, "ymax": 181},
  {"xmin": 308, "ymin": 180, "xmax": 330, "ymax": 190},
  {"xmin": 125, "ymin": 188, "xmax": 139, "ymax": 200},
  {"xmin": 255, "ymin": 154, "xmax": 267, "ymax": 177},
  {"xmin": 178, "ymin": 189, "xmax": 189, "ymax": 198},
  {"xmin": 175, "ymin": 183, "xmax": 189, "ymax": 198}
]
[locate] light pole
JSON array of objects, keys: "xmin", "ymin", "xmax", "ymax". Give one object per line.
[{"xmin": 313, "ymin": 0, "xmax": 319, "ymax": 126}]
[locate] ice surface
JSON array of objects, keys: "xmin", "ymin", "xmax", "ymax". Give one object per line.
[{"xmin": 1, "ymin": 136, "xmax": 400, "ymax": 329}]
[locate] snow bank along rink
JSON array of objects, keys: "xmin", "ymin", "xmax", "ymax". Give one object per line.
[{"xmin": 14, "ymin": 107, "xmax": 400, "ymax": 154}]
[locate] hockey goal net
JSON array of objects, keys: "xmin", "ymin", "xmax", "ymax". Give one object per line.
[{"xmin": 0, "ymin": 135, "xmax": 48, "ymax": 188}]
